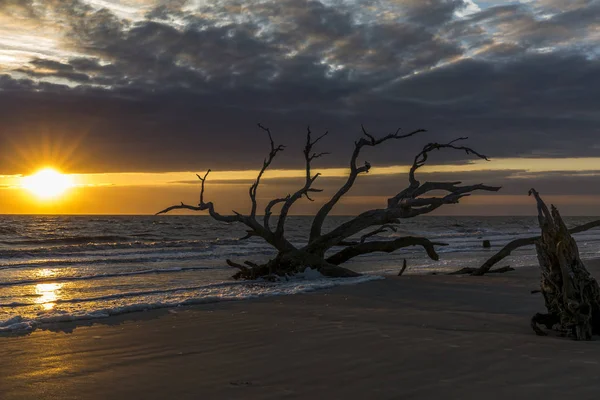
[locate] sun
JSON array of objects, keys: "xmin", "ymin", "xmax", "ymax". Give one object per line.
[{"xmin": 21, "ymin": 168, "xmax": 74, "ymax": 199}]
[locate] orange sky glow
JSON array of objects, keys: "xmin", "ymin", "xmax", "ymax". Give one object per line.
[{"xmin": 2, "ymin": 157, "xmax": 600, "ymax": 215}]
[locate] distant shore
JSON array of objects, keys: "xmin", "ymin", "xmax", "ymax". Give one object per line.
[{"xmin": 2, "ymin": 261, "xmax": 600, "ymax": 399}]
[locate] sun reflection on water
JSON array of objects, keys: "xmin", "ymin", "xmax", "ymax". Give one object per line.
[
  {"xmin": 37, "ymin": 268, "xmax": 56, "ymax": 278},
  {"xmin": 35, "ymin": 283, "xmax": 63, "ymax": 311}
]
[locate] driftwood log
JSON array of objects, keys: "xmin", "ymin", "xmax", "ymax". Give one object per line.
[
  {"xmin": 528, "ymin": 189, "xmax": 600, "ymax": 340},
  {"xmin": 449, "ymin": 220, "xmax": 600, "ymax": 277},
  {"xmin": 157, "ymin": 123, "xmax": 500, "ymax": 279}
]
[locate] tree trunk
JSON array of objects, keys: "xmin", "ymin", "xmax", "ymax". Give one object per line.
[
  {"xmin": 529, "ymin": 189, "xmax": 600, "ymax": 340},
  {"xmin": 228, "ymin": 249, "xmax": 361, "ymax": 280}
]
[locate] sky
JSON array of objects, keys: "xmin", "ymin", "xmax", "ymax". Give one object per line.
[{"xmin": 0, "ymin": 0, "xmax": 599, "ymax": 215}]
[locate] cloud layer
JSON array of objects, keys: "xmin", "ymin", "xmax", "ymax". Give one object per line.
[{"xmin": 1, "ymin": 0, "xmax": 599, "ymax": 175}]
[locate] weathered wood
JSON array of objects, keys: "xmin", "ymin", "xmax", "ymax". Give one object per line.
[
  {"xmin": 326, "ymin": 236, "xmax": 447, "ymax": 266},
  {"xmin": 157, "ymin": 123, "xmax": 499, "ymax": 280},
  {"xmin": 469, "ymin": 219, "xmax": 600, "ymax": 276},
  {"xmin": 529, "ymin": 189, "xmax": 600, "ymax": 340}
]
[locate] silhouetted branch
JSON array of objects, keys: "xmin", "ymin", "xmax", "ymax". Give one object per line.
[
  {"xmin": 326, "ymin": 236, "xmax": 447, "ymax": 265},
  {"xmin": 239, "ymin": 230, "xmax": 258, "ymax": 241},
  {"xmin": 263, "ymin": 195, "xmax": 290, "ymax": 231},
  {"xmin": 156, "ymin": 170, "xmax": 242, "ymax": 224},
  {"xmin": 306, "ymin": 137, "xmax": 500, "ymax": 254},
  {"xmin": 309, "ymin": 126, "xmax": 426, "ymax": 242},
  {"xmin": 359, "ymin": 224, "xmax": 399, "ymax": 243},
  {"xmin": 470, "ymin": 218, "xmax": 600, "ymax": 276},
  {"xmin": 387, "ymin": 139, "xmax": 495, "ymax": 208},
  {"xmin": 275, "ymin": 126, "xmax": 328, "ymax": 238},
  {"xmin": 157, "ymin": 123, "xmax": 501, "ymax": 281},
  {"xmin": 249, "ymin": 124, "xmax": 285, "ymax": 218}
]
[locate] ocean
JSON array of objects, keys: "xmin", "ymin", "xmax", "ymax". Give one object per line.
[{"xmin": 1, "ymin": 215, "xmax": 599, "ymax": 333}]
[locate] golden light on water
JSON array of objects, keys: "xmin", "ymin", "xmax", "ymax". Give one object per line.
[
  {"xmin": 21, "ymin": 168, "xmax": 74, "ymax": 199},
  {"xmin": 35, "ymin": 282, "xmax": 62, "ymax": 311}
]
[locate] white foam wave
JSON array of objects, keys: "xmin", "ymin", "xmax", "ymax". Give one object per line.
[
  {"xmin": 1, "ymin": 281, "xmax": 241, "ymax": 307},
  {"xmin": 0, "ymin": 274, "xmax": 383, "ymax": 333}
]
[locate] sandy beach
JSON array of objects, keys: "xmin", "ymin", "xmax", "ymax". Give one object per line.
[{"xmin": 2, "ymin": 262, "xmax": 600, "ymax": 399}]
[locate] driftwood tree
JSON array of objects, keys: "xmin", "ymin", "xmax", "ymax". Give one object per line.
[
  {"xmin": 157, "ymin": 124, "xmax": 500, "ymax": 280},
  {"xmin": 454, "ymin": 218, "xmax": 600, "ymax": 276},
  {"xmin": 528, "ymin": 189, "xmax": 600, "ymax": 340}
]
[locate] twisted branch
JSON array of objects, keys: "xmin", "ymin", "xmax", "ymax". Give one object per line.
[
  {"xmin": 387, "ymin": 138, "xmax": 495, "ymax": 208},
  {"xmin": 309, "ymin": 126, "xmax": 426, "ymax": 242},
  {"xmin": 305, "ymin": 137, "xmax": 500, "ymax": 254},
  {"xmin": 275, "ymin": 126, "xmax": 328, "ymax": 238},
  {"xmin": 470, "ymin": 218, "xmax": 600, "ymax": 276},
  {"xmin": 359, "ymin": 224, "xmax": 399, "ymax": 243},
  {"xmin": 249, "ymin": 124, "xmax": 285, "ymax": 218},
  {"xmin": 156, "ymin": 170, "xmax": 243, "ymax": 224},
  {"xmin": 157, "ymin": 123, "xmax": 502, "ymax": 281},
  {"xmin": 156, "ymin": 125, "xmax": 295, "ymax": 252},
  {"xmin": 263, "ymin": 195, "xmax": 290, "ymax": 231},
  {"xmin": 326, "ymin": 236, "xmax": 447, "ymax": 265}
]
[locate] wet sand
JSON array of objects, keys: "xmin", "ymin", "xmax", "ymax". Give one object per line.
[{"xmin": 2, "ymin": 262, "xmax": 600, "ymax": 399}]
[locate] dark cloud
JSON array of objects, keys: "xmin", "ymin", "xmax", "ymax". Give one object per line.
[
  {"xmin": 0, "ymin": 0, "xmax": 599, "ymax": 176},
  {"xmin": 450, "ymin": 0, "xmax": 600, "ymax": 50},
  {"xmin": 402, "ymin": 0, "xmax": 468, "ymax": 26}
]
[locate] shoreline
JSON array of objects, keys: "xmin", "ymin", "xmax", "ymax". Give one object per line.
[
  {"xmin": 3, "ymin": 258, "xmax": 600, "ymax": 335},
  {"xmin": 2, "ymin": 261, "xmax": 600, "ymax": 399}
]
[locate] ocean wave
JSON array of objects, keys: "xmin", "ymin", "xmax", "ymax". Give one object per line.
[
  {"xmin": 0, "ymin": 248, "xmax": 276, "ymax": 271},
  {"xmin": 0, "ymin": 266, "xmax": 222, "ymax": 287},
  {"xmin": 0, "ymin": 237, "xmax": 251, "ymax": 258},
  {"xmin": 0, "ymin": 252, "xmax": 216, "ymax": 270},
  {"xmin": 0, "ymin": 280, "xmax": 240, "ymax": 306},
  {"xmin": 0, "ymin": 235, "xmax": 132, "ymax": 246},
  {"xmin": 0, "ymin": 226, "xmax": 18, "ymax": 235},
  {"xmin": 0, "ymin": 241, "xmax": 207, "ymax": 258},
  {"xmin": 0, "ymin": 274, "xmax": 384, "ymax": 333}
]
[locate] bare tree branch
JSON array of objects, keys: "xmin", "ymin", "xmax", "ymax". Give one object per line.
[
  {"xmin": 306, "ymin": 137, "xmax": 500, "ymax": 254},
  {"xmin": 387, "ymin": 139, "xmax": 494, "ymax": 208},
  {"xmin": 359, "ymin": 224, "xmax": 399, "ymax": 243},
  {"xmin": 157, "ymin": 123, "xmax": 501, "ymax": 281},
  {"xmin": 156, "ymin": 168, "xmax": 295, "ymax": 252},
  {"xmin": 263, "ymin": 195, "xmax": 290, "ymax": 231},
  {"xmin": 326, "ymin": 236, "xmax": 447, "ymax": 265},
  {"xmin": 309, "ymin": 126, "xmax": 426, "ymax": 242},
  {"xmin": 239, "ymin": 230, "xmax": 258, "ymax": 241},
  {"xmin": 275, "ymin": 126, "xmax": 328, "ymax": 238},
  {"xmin": 470, "ymin": 218, "xmax": 600, "ymax": 276},
  {"xmin": 332, "ymin": 223, "xmax": 401, "ymax": 247},
  {"xmin": 249, "ymin": 124, "xmax": 285, "ymax": 218},
  {"xmin": 156, "ymin": 170, "xmax": 243, "ymax": 224}
]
